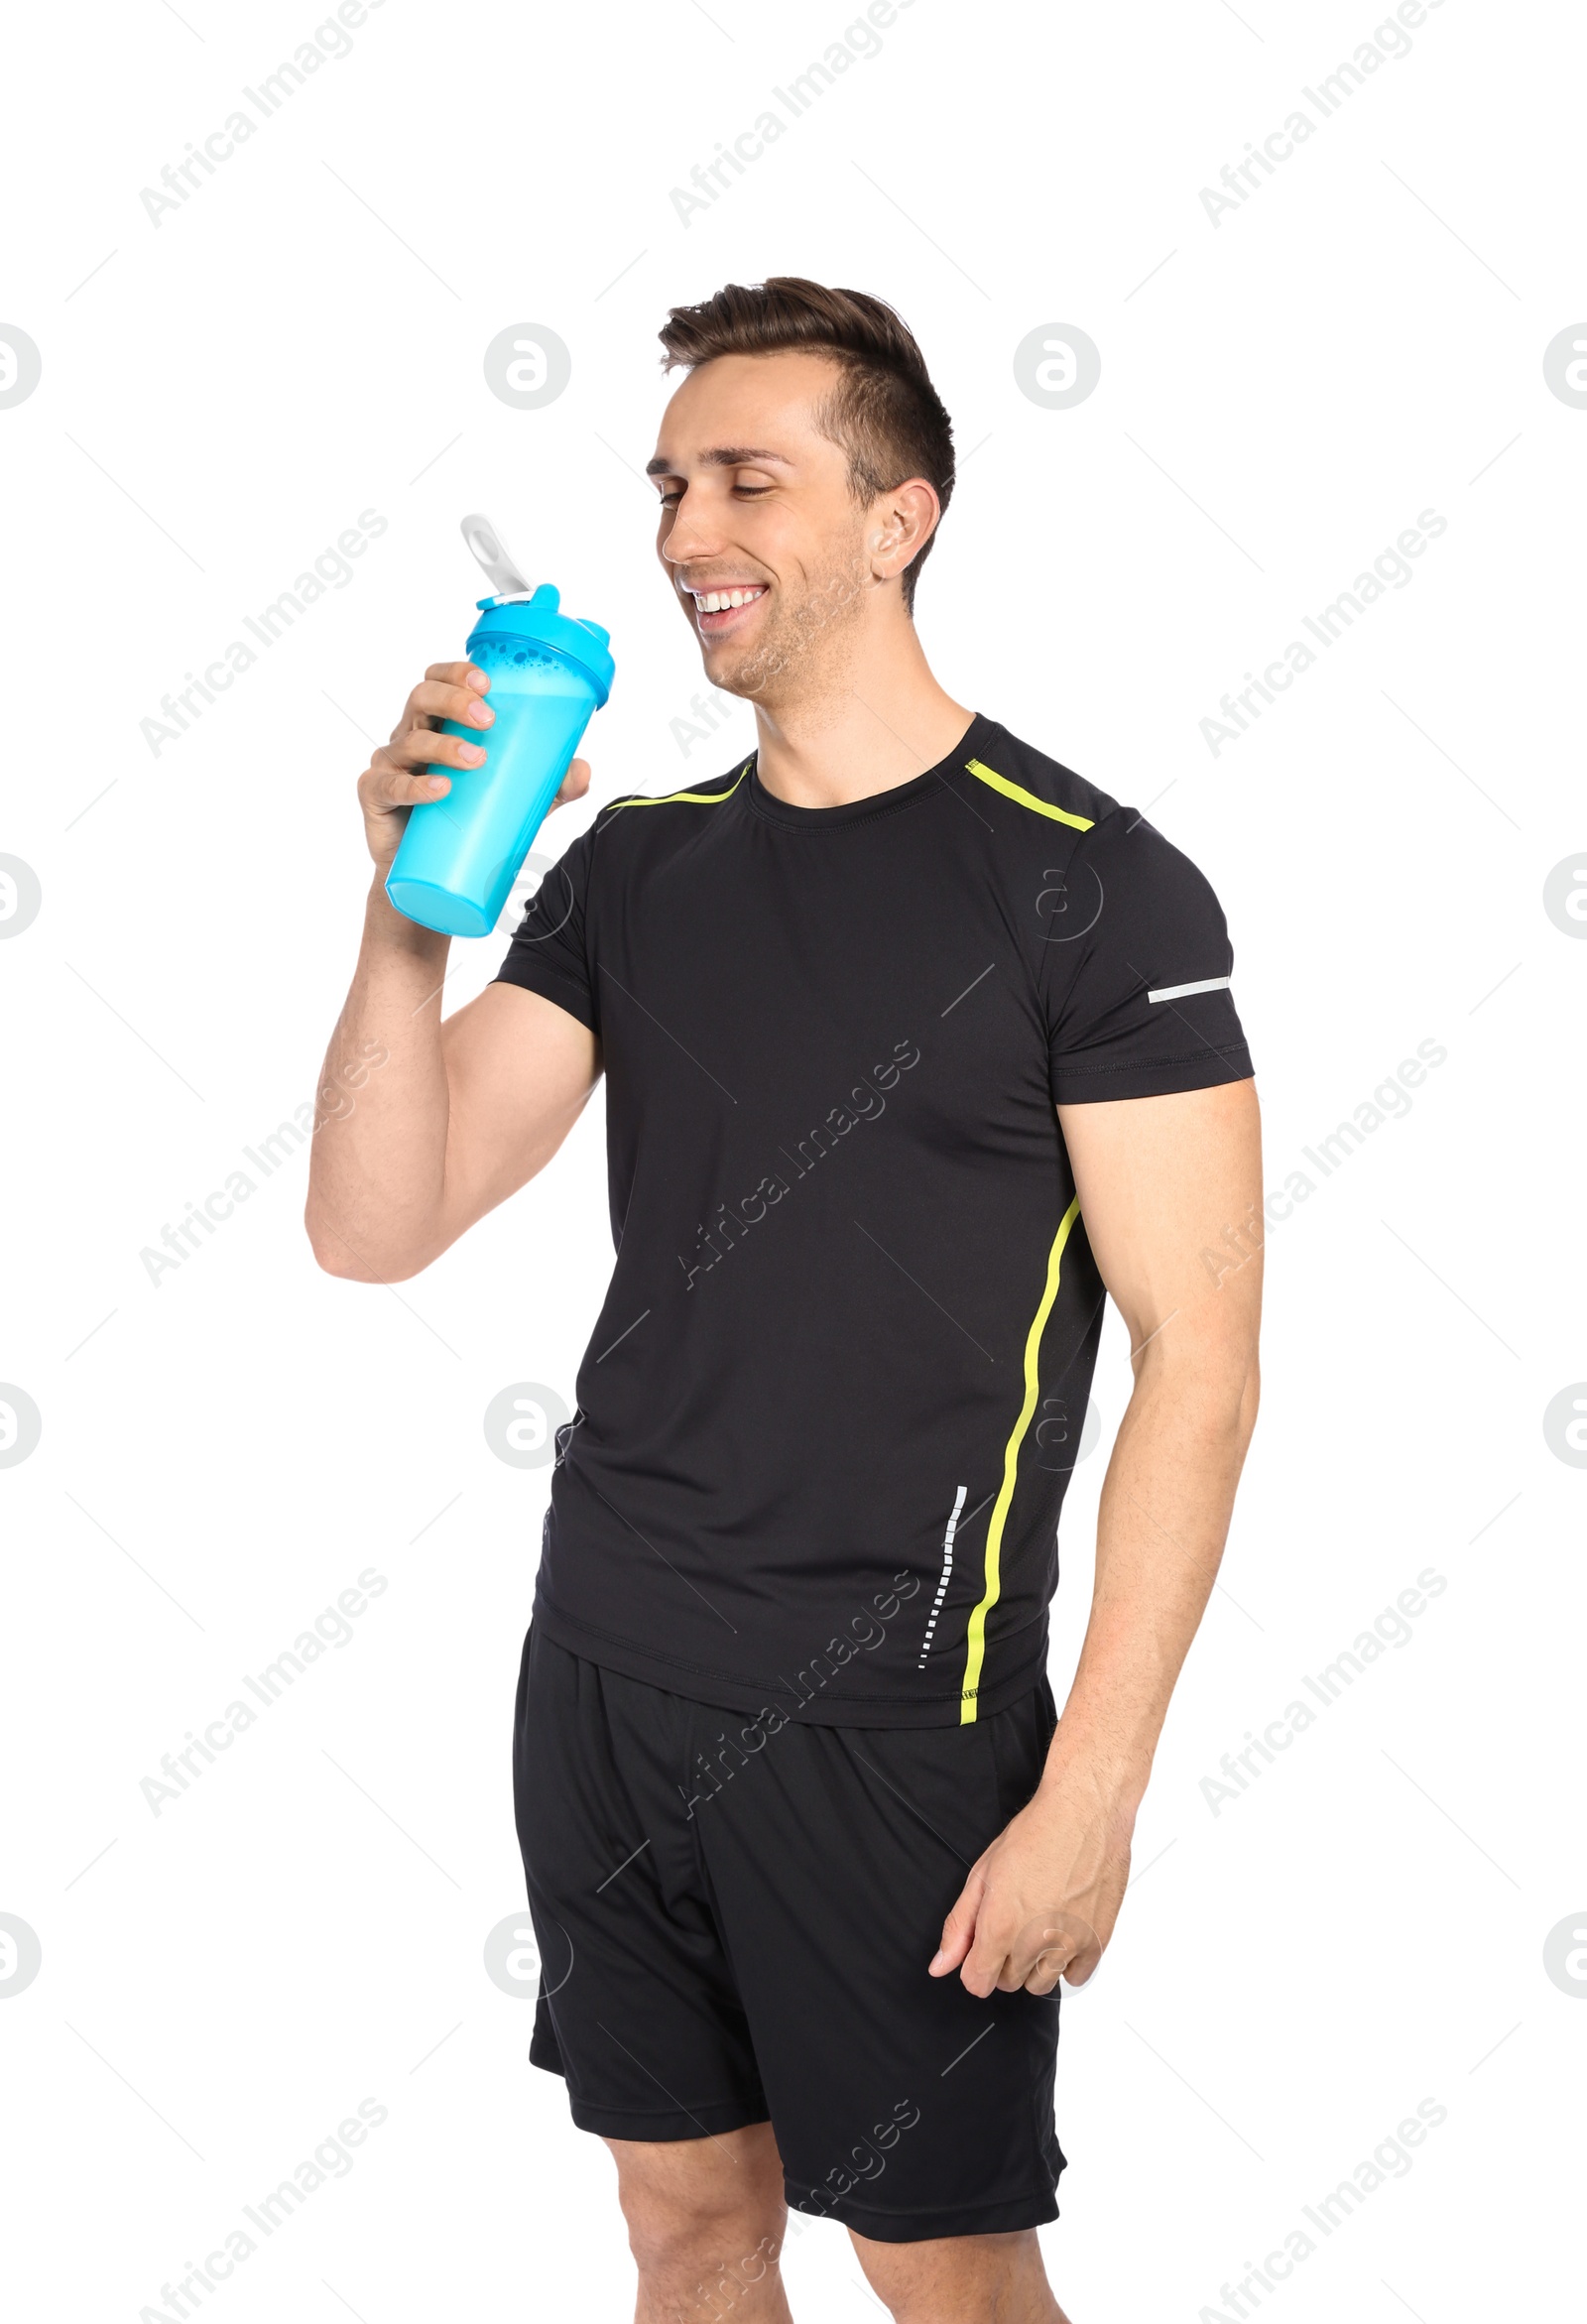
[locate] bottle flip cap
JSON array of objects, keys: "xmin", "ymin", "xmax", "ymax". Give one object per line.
[{"xmin": 460, "ymin": 512, "xmax": 532, "ymax": 599}]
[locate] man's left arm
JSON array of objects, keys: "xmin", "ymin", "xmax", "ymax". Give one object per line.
[{"xmin": 929, "ymin": 1075, "xmax": 1263, "ymax": 1997}]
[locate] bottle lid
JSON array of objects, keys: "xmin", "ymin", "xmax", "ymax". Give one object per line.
[{"xmin": 466, "ymin": 582, "xmax": 615, "ymax": 705}]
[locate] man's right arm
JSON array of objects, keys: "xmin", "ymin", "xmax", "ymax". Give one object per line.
[{"xmin": 304, "ymin": 658, "xmax": 599, "ymax": 1285}]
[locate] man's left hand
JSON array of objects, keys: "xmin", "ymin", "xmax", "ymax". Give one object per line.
[{"xmin": 927, "ymin": 1756, "xmax": 1137, "ymax": 1997}]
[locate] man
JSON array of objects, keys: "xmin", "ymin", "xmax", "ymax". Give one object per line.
[{"xmin": 305, "ymin": 276, "xmax": 1262, "ymax": 2324}]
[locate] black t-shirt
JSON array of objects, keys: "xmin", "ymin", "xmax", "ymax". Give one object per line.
[{"xmin": 492, "ymin": 709, "xmax": 1253, "ymax": 1728}]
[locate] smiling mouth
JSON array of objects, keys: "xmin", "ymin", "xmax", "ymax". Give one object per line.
[{"xmin": 682, "ymin": 581, "xmax": 769, "ymax": 636}]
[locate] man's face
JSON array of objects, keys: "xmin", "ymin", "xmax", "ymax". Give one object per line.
[{"xmin": 649, "ymin": 351, "xmax": 877, "ymax": 703}]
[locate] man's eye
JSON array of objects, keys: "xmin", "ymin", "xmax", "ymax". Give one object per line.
[{"xmin": 733, "ymin": 484, "xmax": 774, "ymax": 497}]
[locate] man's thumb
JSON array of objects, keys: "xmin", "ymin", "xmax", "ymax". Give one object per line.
[{"xmin": 928, "ymin": 1877, "xmax": 982, "ymax": 1975}]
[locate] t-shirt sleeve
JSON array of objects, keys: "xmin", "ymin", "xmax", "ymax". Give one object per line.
[
  {"xmin": 1043, "ymin": 808, "xmax": 1254, "ymax": 1102},
  {"xmin": 490, "ymin": 820, "xmax": 600, "ymax": 1036}
]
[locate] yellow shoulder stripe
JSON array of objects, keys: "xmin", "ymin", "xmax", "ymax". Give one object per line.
[
  {"xmin": 959, "ymin": 1193, "xmax": 1083, "ymax": 1724},
  {"xmin": 605, "ymin": 763, "xmax": 751, "ymax": 813},
  {"xmin": 965, "ymin": 757, "xmax": 1093, "ymax": 832}
]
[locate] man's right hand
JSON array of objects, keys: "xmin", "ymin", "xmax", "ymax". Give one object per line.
[
  {"xmin": 357, "ymin": 659, "xmax": 591, "ymax": 873},
  {"xmin": 310, "ymin": 656, "xmax": 603, "ymax": 1282}
]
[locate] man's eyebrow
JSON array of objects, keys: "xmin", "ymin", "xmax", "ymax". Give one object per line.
[{"xmin": 644, "ymin": 446, "xmax": 794, "ymax": 479}]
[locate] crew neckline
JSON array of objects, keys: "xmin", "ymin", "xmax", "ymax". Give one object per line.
[{"xmin": 744, "ymin": 710, "xmax": 997, "ymax": 830}]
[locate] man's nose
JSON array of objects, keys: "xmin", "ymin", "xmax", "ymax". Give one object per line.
[{"xmin": 662, "ymin": 498, "xmax": 727, "ymax": 568}]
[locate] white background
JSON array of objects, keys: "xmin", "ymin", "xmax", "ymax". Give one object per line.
[{"xmin": 1, "ymin": 0, "xmax": 1582, "ymax": 2317}]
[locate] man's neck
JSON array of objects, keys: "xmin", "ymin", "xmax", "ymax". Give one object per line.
[{"xmin": 748, "ymin": 632, "xmax": 975, "ymax": 810}]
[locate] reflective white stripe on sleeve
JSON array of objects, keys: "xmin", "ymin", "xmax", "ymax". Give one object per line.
[{"xmin": 1148, "ymin": 975, "xmax": 1232, "ymax": 1003}]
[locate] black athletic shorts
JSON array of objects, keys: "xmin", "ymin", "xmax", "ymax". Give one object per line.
[{"xmin": 512, "ymin": 1624, "xmax": 1067, "ymax": 2243}]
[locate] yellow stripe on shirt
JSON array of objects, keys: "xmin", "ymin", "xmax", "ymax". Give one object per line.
[
  {"xmin": 959, "ymin": 1192, "xmax": 1084, "ymax": 1723},
  {"xmin": 965, "ymin": 757, "xmax": 1094, "ymax": 831},
  {"xmin": 605, "ymin": 764, "xmax": 752, "ymax": 813}
]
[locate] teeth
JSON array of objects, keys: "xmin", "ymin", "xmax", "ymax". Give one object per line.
[{"xmin": 693, "ymin": 586, "xmax": 765, "ymax": 613}]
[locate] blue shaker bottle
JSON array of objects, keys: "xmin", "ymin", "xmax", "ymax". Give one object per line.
[{"xmin": 385, "ymin": 577, "xmax": 615, "ymax": 938}]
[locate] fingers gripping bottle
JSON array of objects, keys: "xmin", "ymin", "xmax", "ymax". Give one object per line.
[{"xmin": 385, "ymin": 517, "xmax": 615, "ymax": 938}]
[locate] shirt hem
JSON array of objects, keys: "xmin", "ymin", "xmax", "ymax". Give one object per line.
[
  {"xmin": 491, "ymin": 957, "xmax": 598, "ymax": 1035},
  {"xmin": 1052, "ymin": 1044, "xmax": 1254, "ymax": 1102},
  {"xmin": 530, "ymin": 1595, "xmax": 1049, "ymax": 1730}
]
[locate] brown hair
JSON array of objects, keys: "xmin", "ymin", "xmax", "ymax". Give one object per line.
[{"xmin": 658, "ymin": 276, "xmax": 955, "ymax": 616}]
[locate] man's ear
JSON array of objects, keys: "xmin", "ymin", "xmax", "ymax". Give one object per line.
[{"xmin": 871, "ymin": 479, "xmax": 939, "ymax": 579}]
